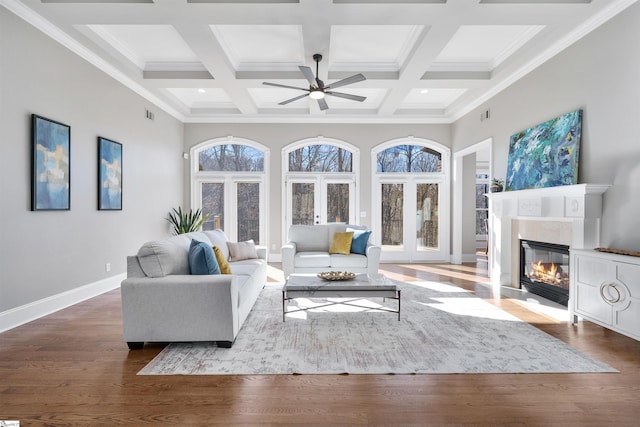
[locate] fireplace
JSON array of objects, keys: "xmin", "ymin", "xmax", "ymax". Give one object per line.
[{"xmin": 520, "ymin": 239, "xmax": 570, "ymax": 306}]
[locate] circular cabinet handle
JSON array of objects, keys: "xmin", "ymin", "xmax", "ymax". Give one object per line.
[{"xmin": 600, "ymin": 283, "xmax": 621, "ymax": 304}]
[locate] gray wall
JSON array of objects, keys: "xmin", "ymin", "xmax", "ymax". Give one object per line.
[
  {"xmin": 452, "ymin": 2, "xmax": 640, "ymax": 251},
  {"xmin": 0, "ymin": 9, "xmax": 184, "ymax": 311},
  {"xmin": 184, "ymin": 123, "xmax": 451, "ymax": 255}
]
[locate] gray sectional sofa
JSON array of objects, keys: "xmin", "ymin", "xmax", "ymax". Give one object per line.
[
  {"xmin": 120, "ymin": 230, "xmax": 266, "ymax": 349},
  {"xmin": 281, "ymin": 224, "xmax": 381, "ymax": 278}
]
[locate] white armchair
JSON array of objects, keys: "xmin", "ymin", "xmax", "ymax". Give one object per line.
[{"xmin": 281, "ymin": 224, "xmax": 381, "ymax": 279}]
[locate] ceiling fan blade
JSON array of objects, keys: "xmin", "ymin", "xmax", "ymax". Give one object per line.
[
  {"xmin": 299, "ymin": 66, "xmax": 317, "ymax": 87},
  {"xmin": 262, "ymin": 82, "xmax": 309, "ymax": 92},
  {"xmin": 317, "ymin": 98, "xmax": 329, "ymax": 111},
  {"xmin": 279, "ymin": 93, "xmax": 310, "ymax": 105},
  {"xmin": 325, "ymin": 73, "xmax": 366, "ymax": 90},
  {"xmin": 325, "ymin": 91, "xmax": 367, "ymax": 102}
]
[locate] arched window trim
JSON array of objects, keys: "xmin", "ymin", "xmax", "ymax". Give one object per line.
[
  {"xmin": 282, "ymin": 137, "xmax": 360, "ymax": 245},
  {"xmin": 370, "ymin": 137, "xmax": 451, "ymax": 262},
  {"xmin": 190, "ymin": 136, "xmax": 270, "ymax": 247},
  {"xmin": 372, "ymin": 137, "xmax": 450, "ymax": 178},
  {"xmin": 283, "ymin": 137, "xmax": 360, "ymax": 175}
]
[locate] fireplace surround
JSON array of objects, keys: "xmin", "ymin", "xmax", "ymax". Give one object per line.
[{"xmin": 486, "ymin": 184, "xmax": 609, "ymax": 295}]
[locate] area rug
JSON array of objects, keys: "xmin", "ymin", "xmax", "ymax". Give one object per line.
[{"xmin": 138, "ymin": 281, "xmax": 616, "ymax": 375}]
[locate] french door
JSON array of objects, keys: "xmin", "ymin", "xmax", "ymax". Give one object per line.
[
  {"xmin": 197, "ymin": 176, "xmax": 264, "ymax": 244},
  {"xmin": 375, "ymin": 177, "xmax": 446, "ymax": 262},
  {"xmin": 286, "ymin": 176, "xmax": 355, "ymax": 229}
]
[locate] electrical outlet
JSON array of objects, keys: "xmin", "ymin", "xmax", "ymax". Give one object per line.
[
  {"xmin": 271, "ymin": 244, "xmax": 276, "ymax": 250},
  {"xmin": 105, "ymin": 263, "xmax": 111, "ymax": 272}
]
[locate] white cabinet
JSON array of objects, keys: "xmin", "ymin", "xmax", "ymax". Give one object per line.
[{"xmin": 570, "ymin": 249, "xmax": 640, "ymax": 341}]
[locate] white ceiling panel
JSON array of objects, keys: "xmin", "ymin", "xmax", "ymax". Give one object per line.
[
  {"xmin": 330, "ymin": 25, "xmax": 423, "ymax": 71},
  {"xmin": 88, "ymin": 25, "xmax": 199, "ymax": 69},
  {"xmin": 248, "ymin": 87, "xmax": 309, "ymax": 108},
  {"xmin": 211, "ymin": 25, "xmax": 305, "ymax": 70},
  {"xmin": 433, "ymin": 25, "xmax": 544, "ymax": 69},
  {"xmin": 400, "ymin": 88, "xmax": 468, "ymax": 109},
  {"xmin": 166, "ymin": 88, "xmax": 234, "ymax": 109},
  {"xmin": 9, "ymin": 0, "xmax": 633, "ymax": 122}
]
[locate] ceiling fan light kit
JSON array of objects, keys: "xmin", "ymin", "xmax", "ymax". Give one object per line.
[{"xmin": 263, "ymin": 53, "xmax": 366, "ymax": 111}]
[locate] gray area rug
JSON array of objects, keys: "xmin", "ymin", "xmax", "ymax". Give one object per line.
[{"xmin": 139, "ymin": 280, "xmax": 616, "ymax": 375}]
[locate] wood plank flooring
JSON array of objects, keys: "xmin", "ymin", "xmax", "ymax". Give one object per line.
[{"xmin": 2, "ymin": 262, "xmax": 640, "ymax": 426}]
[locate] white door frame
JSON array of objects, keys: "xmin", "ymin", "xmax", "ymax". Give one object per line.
[
  {"xmin": 282, "ymin": 137, "xmax": 359, "ymax": 245},
  {"xmin": 371, "ymin": 137, "xmax": 450, "ymax": 263},
  {"xmin": 452, "ymin": 138, "xmax": 492, "ymax": 265}
]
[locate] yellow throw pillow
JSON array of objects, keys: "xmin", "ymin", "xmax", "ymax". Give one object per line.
[
  {"xmin": 329, "ymin": 231, "xmax": 354, "ymax": 255},
  {"xmin": 213, "ymin": 246, "xmax": 232, "ymax": 274}
]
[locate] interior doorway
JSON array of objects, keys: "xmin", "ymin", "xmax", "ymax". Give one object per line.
[{"xmin": 452, "ymin": 138, "xmax": 492, "ymax": 265}]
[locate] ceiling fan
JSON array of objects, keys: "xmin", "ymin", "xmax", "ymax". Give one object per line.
[{"xmin": 263, "ymin": 54, "xmax": 366, "ymax": 111}]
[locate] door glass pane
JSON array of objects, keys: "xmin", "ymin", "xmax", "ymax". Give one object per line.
[
  {"xmin": 292, "ymin": 183, "xmax": 315, "ymax": 225},
  {"xmin": 202, "ymin": 183, "xmax": 224, "ymax": 231},
  {"xmin": 417, "ymin": 183, "xmax": 439, "ymax": 250},
  {"xmin": 327, "ymin": 183, "xmax": 349, "ymax": 223},
  {"xmin": 237, "ymin": 182, "xmax": 260, "ymax": 244},
  {"xmin": 381, "ymin": 183, "xmax": 403, "ymax": 246}
]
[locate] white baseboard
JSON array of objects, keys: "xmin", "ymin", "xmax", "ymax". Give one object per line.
[
  {"xmin": 462, "ymin": 253, "xmax": 480, "ymax": 263},
  {"xmin": 0, "ymin": 273, "xmax": 126, "ymax": 333}
]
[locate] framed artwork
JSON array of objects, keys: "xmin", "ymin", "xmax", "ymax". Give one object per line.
[
  {"xmin": 505, "ymin": 109, "xmax": 582, "ymax": 191},
  {"xmin": 31, "ymin": 114, "xmax": 71, "ymax": 211},
  {"xmin": 98, "ymin": 137, "xmax": 122, "ymax": 210}
]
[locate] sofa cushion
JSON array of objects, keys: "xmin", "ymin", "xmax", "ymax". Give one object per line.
[
  {"xmin": 349, "ymin": 229, "xmax": 372, "ymax": 255},
  {"xmin": 330, "ymin": 231, "xmax": 354, "ymax": 255},
  {"xmin": 213, "ymin": 246, "xmax": 232, "ymax": 274},
  {"xmin": 188, "ymin": 240, "xmax": 220, "ymax": 275},
  {"xmin": 331, "ymin": 253, "xmax": 368, "ymax": 269},
  {"xmin": 294, "ymin": 252, "xmax": 331, "ymax": 268},
  {"xmin": 228, "ymin": 240, "xmax": 258, "ymax": 261},
  {"xmin": 137, "ymin": 234, "xmax": 192, "ymax": 278},
  {"xmin": 204, "ymin": 229, "xmax": 230, "ymax": 260},
  {"xmin": 289, "ymin": 225, "xmax": 330, "ymax": 252}
]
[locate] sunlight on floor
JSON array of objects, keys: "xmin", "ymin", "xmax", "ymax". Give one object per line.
[{"xmin": 417, "ymin": 297, "xmax": 521, "ymax": 322}]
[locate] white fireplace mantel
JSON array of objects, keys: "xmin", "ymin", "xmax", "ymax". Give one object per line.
[{"xmin": 486, "ymin": 184, "xmax": 610, "ymax": 286}]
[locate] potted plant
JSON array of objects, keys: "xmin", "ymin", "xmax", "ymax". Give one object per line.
[
  {"xmin": 491, "ymin": 178, "xmax": 504, "ymax": 193},
  {"xmin": 166, "ymin": 206, "xmax": 209, "ymax": 235}
]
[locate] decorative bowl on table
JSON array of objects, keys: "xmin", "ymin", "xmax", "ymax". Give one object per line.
[{"xmin": 317, "ymin": 271, "xmax": 356, "ymax": 281}]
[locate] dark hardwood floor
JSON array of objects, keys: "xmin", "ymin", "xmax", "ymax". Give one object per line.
[{"xmin": 2, "ymin": 262, "xmax": 640, "ymax": 426}]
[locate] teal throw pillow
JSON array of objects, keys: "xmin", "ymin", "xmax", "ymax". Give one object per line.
[
  {"xmin": 188, "ymin": 239, "xmax": 221, "ymax": 275},
  {"xmin": 350, "ymin": 230, "xmax": 372, "ymax": 255}
]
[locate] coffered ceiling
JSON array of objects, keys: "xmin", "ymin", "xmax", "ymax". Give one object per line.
[{"xmin": 4, "ymin": 0, "xmax": 636, "ymax": 123}]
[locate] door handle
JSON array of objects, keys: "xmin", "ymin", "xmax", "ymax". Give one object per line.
[{"xmin": 600, "ymin": 283, "xmax": 621, "ymax": 304}]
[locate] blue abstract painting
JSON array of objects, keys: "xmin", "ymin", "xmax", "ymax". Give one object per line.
[
  {"xmin": 32, "ymin": 115, "xmax": 70, "ymax": 210},
  {"xmin": 505, "ymin": 110, "xmax": 582, "ymax": 191},
  {"xmin": 98, "ymin": 137, "xmax": 122, "ymax": 210}
]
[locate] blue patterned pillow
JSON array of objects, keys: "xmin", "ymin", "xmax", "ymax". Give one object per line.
[
  {"xmin": 350, "ymin": 230, "xmax": 372, "ymax": 255},
  {"xmin": 188, "ymin": 239, "xmax": 220, "ymax": 275}
]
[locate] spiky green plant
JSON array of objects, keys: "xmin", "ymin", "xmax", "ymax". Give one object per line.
[{"xmin": 166, "ymin": 206, "xmax": 209, "ymax": 235}]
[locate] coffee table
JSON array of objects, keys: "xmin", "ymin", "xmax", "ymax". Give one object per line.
[{"xmin": 282, "ymin": 273, "xmax": 400, "ymax": 321}]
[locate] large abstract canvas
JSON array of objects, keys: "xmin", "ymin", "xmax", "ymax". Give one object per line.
[
  {"xmin": 505, "ymin": 110, "xmax": 582, "ymax": 191},
  {"xmin": 98, "ymin": 137, "xmax": 122, "ymax": 210},
  {"xmin": 31, "ymin": 114, "xmax": 71, "ymax": 211}
]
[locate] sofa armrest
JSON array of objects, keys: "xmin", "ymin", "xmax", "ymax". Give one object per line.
[
  {"xmin": 255, "ymin": 245, "xmax": 267, "ymax": 260},
  {"xmin": 281, "ymin": 241, "xmax": 297, "ymax": 279},
  {"xmin": 121, "ymin": 274, "xmax": 239, "ymax": 343},
  {"xmin": 366, "ymin": 244, "xmax": 381, "ymax": 275}
]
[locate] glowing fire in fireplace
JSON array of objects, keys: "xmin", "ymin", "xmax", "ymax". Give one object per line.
[{"xmin": 529, "ymin": 260, "xmax": 564, "ymax": 286}]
